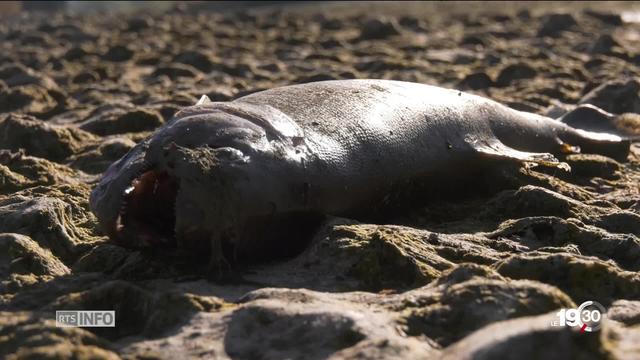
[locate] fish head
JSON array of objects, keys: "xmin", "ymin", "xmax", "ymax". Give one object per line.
[{"xmin": 89, "ymin": 104, "xmax": 277, "ymax": 253}]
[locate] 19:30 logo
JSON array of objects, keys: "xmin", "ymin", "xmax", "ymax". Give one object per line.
[{"xmin": 551, "ymin": 301, "xmax": 606, "ymax": 332}]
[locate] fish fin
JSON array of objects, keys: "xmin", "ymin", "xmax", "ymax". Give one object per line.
[
  {"xmin": 552, "ymin": 104, "xmax": 638, "ymax": 161},
  {"xmin": 472, "ymin": 140, "xmax": 571, "ymax": 172},
  {"xmin": 557, "ymin": 122, "xmax": 632, "ymax": 162},
  {"xmin": 558, "ymin": 104, "xmax": 640, "ymax": 141},
  {"xmin": 196, "ymin": 95, "xmax": 212, "ymax": 105}
]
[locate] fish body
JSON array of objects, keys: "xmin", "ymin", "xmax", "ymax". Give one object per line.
[{"xmin": 89, "ymin": 80, "xmax": 629, "ymax": 262}]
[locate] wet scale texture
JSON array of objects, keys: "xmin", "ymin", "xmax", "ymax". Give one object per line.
[{"xmin": 1, "ymin": 2, "xmax": 640, "ymax": 359}]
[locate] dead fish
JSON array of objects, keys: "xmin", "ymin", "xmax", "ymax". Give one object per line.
[{"xmin": 89, "ymin": 79, "xmax": 632, "ymax": 265}]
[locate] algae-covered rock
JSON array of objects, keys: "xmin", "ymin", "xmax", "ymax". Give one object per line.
[
  {"xmin": 0, "ymin": 187, "xmax": 101, "ymax": 263},
  {"xmin": 485, "ymin": 185, "xmax": 640, "ymax": 235},
  {"xmin": 494, "ymin": 253, "xmax": 640, "ymax": 304},
  {"xmin": 339, "ymin": 225, "xmax": 454, "ymax": 291},
  {"xmin": 0, "ymin": 150, "xmax": 88, "ymax": 193},
  {"xmin": 69, "ymin": 137, "xmax": 137, "ymax": 174},
  {"xmin": 79, "ymin": 106, "xmax": 164, "ymax": 136},
  {"xmin": 489, "ymin": 217, "xmax": 640, "ymax": 270},
  {"xmin": 579, "ymin": 79, "xmax": 640, "ymax": 115},
  {"xmin": 0, "ymin": 85, "xmax": 59, "ymax": 116},
  {"xmin": 41, "ymin": 280, "xmax": 227, "ymax": 340},
  {"xmin": 0, "ymin": 233, "xmax": 70, "ymax": 277},
  {"xmin": 441, "ymin": 312, "xmax": 612, "ymax": 360},
  {"xmin": 565, "ymin": 154, "xmax": 621, "ymax": 179},
  {"xmin": 390, "ymin": 264, "xmax": 574, "ymax": 346},
  {"xmin": 607, "ymin": 300, "xmax": 640, "ymax": 326},
  {"xmin": 0, "ymin": 114, "xmax": 96, "ymax": 162},
  {"xmin": 264, "ymin": 221, "xmax": 509, "ymax": 292},
  {"xmin": 0, "ymin": 311, "xmax": 119, "ymax": 359}
]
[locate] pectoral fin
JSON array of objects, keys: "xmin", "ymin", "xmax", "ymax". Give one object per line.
[{"xmin": 469, "ymin": 137, "xmax": 571, "ymax": 171}]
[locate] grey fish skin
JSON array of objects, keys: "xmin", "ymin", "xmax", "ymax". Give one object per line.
[{"xmin": 89, "ymin": 79, "xmax": 628, "ymax": 261}]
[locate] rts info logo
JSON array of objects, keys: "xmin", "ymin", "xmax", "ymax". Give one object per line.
[{"xmin": 550, "ymin": 301, "xmax": 606, "ymax": 332}]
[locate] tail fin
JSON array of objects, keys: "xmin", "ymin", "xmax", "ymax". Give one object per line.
[
  {"xmin": 557, "ymin": 104, "xmax": 639, "ymax": 161},
  {"xmin": 558, "ymin": 104, "xmax": 640, "ymax": 139}
]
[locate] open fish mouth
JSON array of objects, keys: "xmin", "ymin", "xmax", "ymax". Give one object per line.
[
  {"xmin": 110, "ymin": 159, "xmax": 322, "ymax": 264},
  {"xmin": 115, "ymin": 164, "xmax": 180, "ymax": 248}
]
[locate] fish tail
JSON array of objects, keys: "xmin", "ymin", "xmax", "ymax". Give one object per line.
[{"xmin": 557, "ymin": 125, "xmax": 631, "ymax": 161}]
